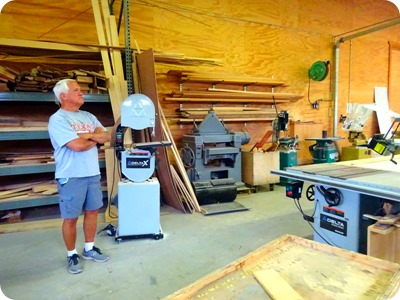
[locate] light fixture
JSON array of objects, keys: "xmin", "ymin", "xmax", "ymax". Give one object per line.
[
  {"xmin": 387, "ymin": 0, "xmax": 400, "ymax": 13},
  {"xmin": 0, "ymin": 0, "xmax": 13, "ymax": 13}
]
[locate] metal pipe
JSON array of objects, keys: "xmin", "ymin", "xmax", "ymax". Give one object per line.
[
  {"xmin": 334, "ymin": 17, "xmax": 400, "ymax": 44},
  {"xmin": 333, "ymin": 43, "xmax": 340, "ymax": 136},
  {"xmin": 332, "ymin": 17, "xmax": 400, "ymax": 137}
]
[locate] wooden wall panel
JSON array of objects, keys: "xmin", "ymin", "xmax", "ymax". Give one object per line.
[{"xmin": 1, "ymin": 0, "xmax": 400, "ymax": 156}]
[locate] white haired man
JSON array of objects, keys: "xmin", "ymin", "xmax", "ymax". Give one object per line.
[{"xmin": 48, "ymin": 79, "xmax": 111, "ymax": 274}]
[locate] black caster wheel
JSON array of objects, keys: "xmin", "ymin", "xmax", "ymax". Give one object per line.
[
  {"xmin": 306, "ymin": 185, "xmax": 315, "ymax": 201},
  {"xmin": 154, "ymin": 234, "xmax": 163, "ymax": 240}
]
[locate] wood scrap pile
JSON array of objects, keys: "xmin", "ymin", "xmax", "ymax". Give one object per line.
[
  {"xmin": 0, "ymin": 181, "xmax": 57, "ymax": 202},
  {"xmin": 163, "ymin": 70, "xmax": 303, "ymax": 123},
  {"xmin": 0, "ymin": 151, "xmax": 54, "ymax": 165},
  {"xmin": 0, "ymin": 64, "xmax": 107, "ymax": 93},
  {"xmin": 0, "ymin": 65, "xmax": 16, "ymax": 91}
]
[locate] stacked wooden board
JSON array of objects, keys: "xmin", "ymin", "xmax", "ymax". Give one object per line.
[
  {"xmin": 164, "ymin": 70, "xmax": 303, "ymax": 106},
  {"xmin": 0, "ymin": 65, "xmax": 107, "ymax": 93}
]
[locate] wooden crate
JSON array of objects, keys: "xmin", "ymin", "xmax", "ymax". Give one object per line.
[
  {"xmin": 241, "ymin": 151, "xmax": 279, "ymax": 187},
  {"xmin": 164, "ymin": 234, "xmax": 400, "ymax": 300},
  {"xmin": 368, "ymin": 225, "xmax": 400, "ymax": 264}
]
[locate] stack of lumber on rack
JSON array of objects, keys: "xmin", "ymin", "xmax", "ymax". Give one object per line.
[
  {"xmin": 0, "ymin": 152, "xmax": 54, "ymax": 165},
  {"xmin": 173, "ymin": 106, "xmax": 278, "ymax": 123},
  {"xmin": 0, "ymin": 65, "xmax": 17, "ymax": 91},
  {"xmin": 164, "ymin": 70, "xmax": 303, "ymax": 104},
  {"xmin": 72, "ymin": 69, "xmax": 107, "ymax": 93},
  {"xmin": 0, "ymin": 181, "xmax": 57, "ymax": 202},
  {"xmin": 0, "ymin": 64, "xmax": 108, "ymax": 94},
  {"xmin": 153, "ymin": 52, "xmax": 223, "ymax": 66}
]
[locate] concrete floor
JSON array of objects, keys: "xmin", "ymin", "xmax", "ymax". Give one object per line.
[{"xmin": 0, "ymin": 185, "xmax": 314, "ymax": 300}]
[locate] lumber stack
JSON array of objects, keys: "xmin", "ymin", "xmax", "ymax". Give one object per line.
[
  {"xmin": 0, "ymin": 65, "xmax": 16, "ymax": 91},
  {"xmin": 0, "ymin": 152, "xmax": 54, "ymax": 165},
  {"xmin": 172, "ymin": 106, "xmax": 278, "ymax": 123},
  {"xmin": 163, "ymin": 70, "xmax": 303, "ymax": 123},
  {"xmin": 0, "ymin": 181, "xmax": 57, "ymax": 202},
  {"xmin": 0, "ymin": 64, "xmax": 107, "ymax": 93},
  {"xmin": 153, "ymin": 52, "xmax": 223, "ymax": 66}
]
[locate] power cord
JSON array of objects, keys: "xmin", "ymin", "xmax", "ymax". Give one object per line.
[{"xmin": 293, "ymin": 197, "xmax": 339, "ymax": 247}]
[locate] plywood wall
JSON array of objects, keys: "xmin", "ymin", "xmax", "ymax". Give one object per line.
[{"xmin": 1, "ymin": 0, "xmax": 400, "ymax": 154}]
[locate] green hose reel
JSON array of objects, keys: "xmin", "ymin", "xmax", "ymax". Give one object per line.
[{"xmin": 308, "ymin": 61, "xmax": 329, "ymax": 81}]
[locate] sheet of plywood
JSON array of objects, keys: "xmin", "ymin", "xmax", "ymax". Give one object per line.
[
  {"xmin": 137, "ymin": 49, "xmax": 183, "ymax": 212},
  {"xmin": 374, "ymin": 87, "xmax": 392, "ymax": 135},
  {"xmin": 164, "ymin": 234, "xmax": 400, "ymax": 300}
]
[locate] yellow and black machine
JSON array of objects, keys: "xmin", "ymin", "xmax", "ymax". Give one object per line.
[{"xmin": 341, "ymin": 104, "xmax": 373, "ymax": 161}]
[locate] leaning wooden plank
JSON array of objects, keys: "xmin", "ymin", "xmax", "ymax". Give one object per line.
[
  {"xmin": 254, "ymin": 269, "xmax": 304, "ymax": 300},
  {"xmin": 160, "ymin": 105, "xmax": 200, "ymax": 212},
  {"xmin": 91, "ymin": 0, "xmax": 121, "ymax": 121},
  {"xmin": 104, "ymin": 148, "xmax": 119, "ymax": 222},
  {"xmin": 137, "ymin": 49, "xmax": 183, "ymax": 212}
]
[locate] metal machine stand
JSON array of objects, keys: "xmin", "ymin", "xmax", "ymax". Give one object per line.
[{"xmin": 114, "ymin": 94, "xmax": 170, "ymax": 242}]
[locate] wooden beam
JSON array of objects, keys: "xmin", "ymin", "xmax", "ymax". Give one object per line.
[{"xmin": 0, "ymin": 38, "xmax": 99, "ymax": 53}]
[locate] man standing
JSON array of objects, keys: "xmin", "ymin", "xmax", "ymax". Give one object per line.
[{"xmin": 48, "ymin": 79, "xmax": 111, "ymax": 274}]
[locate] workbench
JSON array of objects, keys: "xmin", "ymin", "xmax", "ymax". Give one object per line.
[{"xmin": 271, "ymin": 154, "xmax": 400, "ymax": 202}]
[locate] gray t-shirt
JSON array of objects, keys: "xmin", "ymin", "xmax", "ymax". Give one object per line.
[{"xmin": 48, "ymin": 109, "xmax": 105, "ymax": 179}]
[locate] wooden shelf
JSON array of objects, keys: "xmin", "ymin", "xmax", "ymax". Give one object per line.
[
  {"xmin": 0, "ymin": 189, "xmax": 108, "ymax": 211},
  {"xmin": 0, "ymin": 92, "xmax": 109, "ymax": 102},
  {"xmin": 0, "ymin": 160, "xmax": 106, "ymax": 176},
  {"xmin": 0, "ymin": 127, "xmax": 49, "ymax": 140},
  {"xmin": 167, "ymin": 70, "xmax": 287, "ymax": 87}
]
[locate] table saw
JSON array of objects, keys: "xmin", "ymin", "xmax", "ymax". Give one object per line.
[{"xmin": 271, "ymin": 155, "xmax": 400, "ymax": 254}]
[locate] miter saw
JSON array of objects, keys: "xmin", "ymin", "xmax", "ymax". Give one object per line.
[
  {"xmin": 341, "ymin": 104, "xmax": 373, "ymax": 161},
  {"xmin": 113, "ymin": 94, "xmax": 171, "ymax": 242},
  {"xmin": 368, "ymin": 117, "xmax": 400, "ymax": 164},
  {"xmin": 341, "ymin": 103, "xmax": 400, "ymax": 164}
]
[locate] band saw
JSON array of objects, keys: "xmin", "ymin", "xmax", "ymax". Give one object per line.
[{"xmin": 113, "ymin": 94, "xmax": 171, "ymax": 242}]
